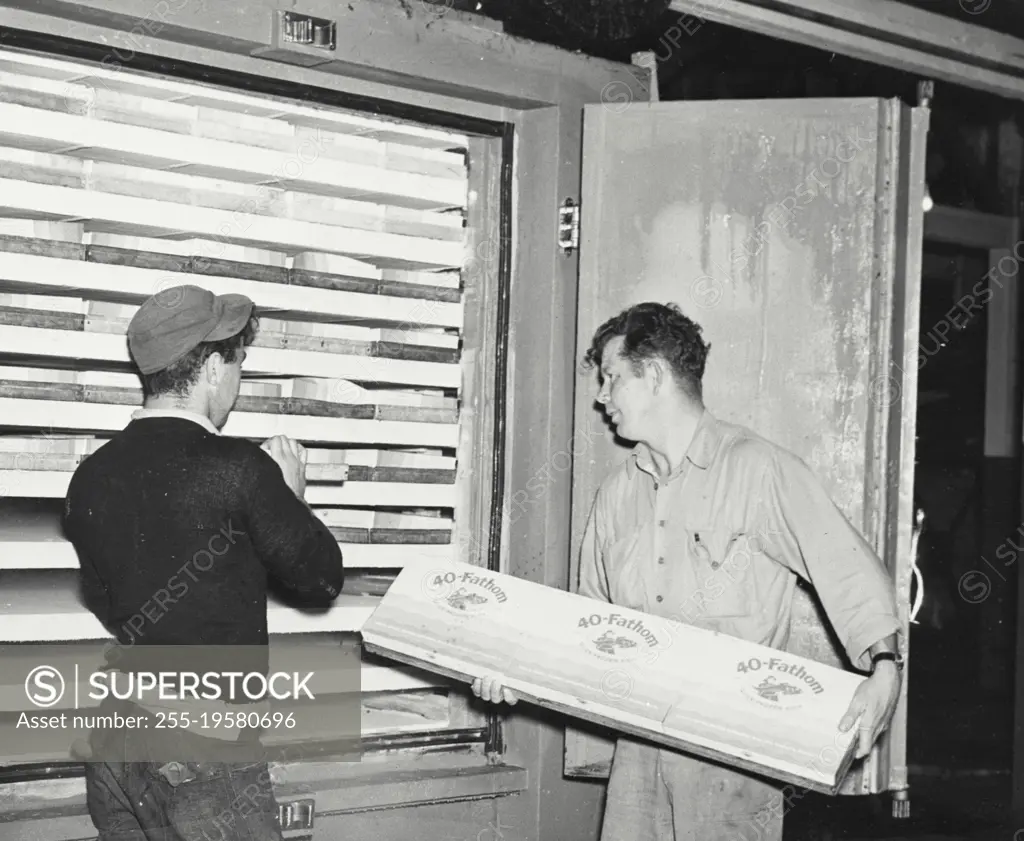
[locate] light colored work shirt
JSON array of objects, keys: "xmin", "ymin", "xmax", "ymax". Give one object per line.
[{"xmin": 578, "ymin": 410, "xmax": 899, "ymax": 671}]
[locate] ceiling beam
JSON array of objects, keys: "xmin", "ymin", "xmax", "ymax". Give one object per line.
[{"xmin": 669, "ymin": 0, "xmax": 1024, "ymax": 101}]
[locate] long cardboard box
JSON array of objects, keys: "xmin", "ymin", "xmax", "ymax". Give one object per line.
[{"xmin": 361, "ymin": 560, "xmax": 867, "ymax": 794}]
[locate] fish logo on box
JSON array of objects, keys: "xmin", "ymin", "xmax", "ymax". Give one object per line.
[
  {"xmin": 446, "ymin": 587, "xmax": 487, "ymax": 612},
  {"xmin": 425, "ymin": 570, "xmax": 508, "ymax": 618},
  {"xmin": 752, "ymin": 677, "xmax": 802, "ymax": 703},
  {"xmin": 737, "ymin": 657, "xmax": 823, "ymax": 711},
  {"xmin": 579, "ymin": 612, "xmax": 662, "ymax": 663},
  {"xmin": 594, "ymin": 631, "xmax": 637, "ymax": 656}
]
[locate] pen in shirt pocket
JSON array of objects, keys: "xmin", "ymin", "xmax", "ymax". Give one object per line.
[{"xmin": 690, "ymin": 530, "xmax": 710, "ymax": 563}]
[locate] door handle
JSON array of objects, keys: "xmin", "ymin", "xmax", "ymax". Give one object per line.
[{"xmin": 908, "ymin": 508, "xmax": 925, "ymax": 625}]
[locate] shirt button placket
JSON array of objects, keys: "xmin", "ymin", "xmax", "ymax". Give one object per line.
[
  {"xmin": 654, "ymin": 477, "xmax": 667, "ymax": 602},
  {"xmin": 658, "ymin": 512, "xmax": 666, "ymax": 565}
]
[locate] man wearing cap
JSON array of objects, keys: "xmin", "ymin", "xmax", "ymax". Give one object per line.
[{"xmin": 63, "ymin": 285, "xmax": 345, "ymax": 841}]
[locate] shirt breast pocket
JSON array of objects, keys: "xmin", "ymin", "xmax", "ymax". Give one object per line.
[{"xmin": 688, "ymin": 527, "xmax": 756, "ymax": 621}]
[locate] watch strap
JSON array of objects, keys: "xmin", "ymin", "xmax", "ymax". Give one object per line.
[{"xmin": 870, "ymin": 651, "xmax": 903, "ymax": 672}]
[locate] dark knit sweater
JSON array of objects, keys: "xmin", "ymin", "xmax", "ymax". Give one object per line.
[{"xmin": 62, "ymin": 417, "xmax": 345, "ymax": 677}]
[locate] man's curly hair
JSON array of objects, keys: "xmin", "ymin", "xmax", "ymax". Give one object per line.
[
  {"xmin": 583, "ymin": 302, "xmax": 711, "ymax": 400},
  {"xmin": 140, "ymin": 314, "xmax": 260, "ymax": 399}
]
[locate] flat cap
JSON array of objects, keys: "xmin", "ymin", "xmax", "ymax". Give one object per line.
[{"xmin": 127, "ymin": 285, "xmax": 254, "ymax": 375}]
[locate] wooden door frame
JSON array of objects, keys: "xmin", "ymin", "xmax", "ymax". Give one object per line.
[{"xmin": 922, "ymin": 205, "xmax": 1020, "ymax": 461}]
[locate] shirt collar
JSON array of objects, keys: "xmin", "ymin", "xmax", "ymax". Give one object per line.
[
  {"xmin": 627, "ymin": 408, "xmax": 721, "ymax": 479},
  {"xmin": 131, "ymin": 408, "xmax": 220, "ymax": 436}
]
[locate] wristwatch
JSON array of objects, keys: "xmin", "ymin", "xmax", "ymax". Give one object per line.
[{"xmin": 870, "ymin": 651, "xmax": 904, "ymax": 673}]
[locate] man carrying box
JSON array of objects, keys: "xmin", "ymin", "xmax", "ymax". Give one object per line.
[{"xmin": 473, "ymin": 301, "xmax": 902, "ymax": 841}]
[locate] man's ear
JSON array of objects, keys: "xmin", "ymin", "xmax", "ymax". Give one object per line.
[
  {"xmin": 203, "ymin": 352, "xmax": 223, "ymax": 388},
  {"xmin": 646, "ymin": 357, "xmax": 666, "ymax": 393}
]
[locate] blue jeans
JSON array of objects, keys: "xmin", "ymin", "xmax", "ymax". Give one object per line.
[{"xmin": 84, "ymin": 712, "xmax": 284, "ymax": 841}]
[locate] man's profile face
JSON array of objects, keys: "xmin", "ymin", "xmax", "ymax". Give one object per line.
[{"xmin": 596, "ymin": 335, "xmax": 652, "ymax": 442}]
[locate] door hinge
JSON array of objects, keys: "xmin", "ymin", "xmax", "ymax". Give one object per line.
[
  {"xmin": 278, "ymin": 798, "xmax": 315, "ymax": 831},
  {"xmin": 916, "ymin": 80, "xmax": 933, "ymax": 109},
  {"xmin": 558, "ymin": 198, "xmax": 580, "ymax": 256}
]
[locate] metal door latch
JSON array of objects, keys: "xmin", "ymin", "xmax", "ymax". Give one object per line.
[{"xmin": 278, "ymin": 11, "xmax": 336, "ymax": 50}]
